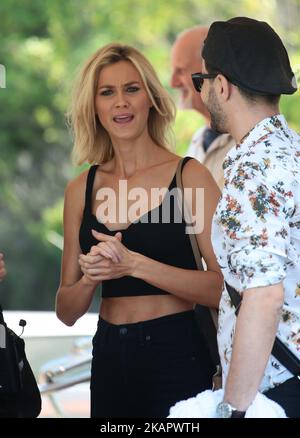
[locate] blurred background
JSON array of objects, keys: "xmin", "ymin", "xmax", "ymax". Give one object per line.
[
  {"xmin": 1, "ymin": 0, "xmax": 300, "ymax": 418},
  {"xmin": 0, "ymin": 0, "xmax": 300, "ymax": 310}
]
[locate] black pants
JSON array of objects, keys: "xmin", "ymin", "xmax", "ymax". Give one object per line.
[
  {"xmin": 90, "ymin": 310, "xmax": 215, "ymax": 418},
  {"xmin": 264, "ymin": 376, "xmax": 300, "ymax": 418}
]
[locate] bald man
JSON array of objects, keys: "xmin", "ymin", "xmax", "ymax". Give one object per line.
[{"xmin": 171, "ymin": 26, "xmax": 234, "ymax": 188}]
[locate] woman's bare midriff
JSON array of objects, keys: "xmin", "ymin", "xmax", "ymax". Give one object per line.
[{"xmin": 99, "ymin": 294, "xmax": 194, "ymax": 324}]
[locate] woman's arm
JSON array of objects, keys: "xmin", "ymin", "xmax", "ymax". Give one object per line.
[
  {"xmin": 55, "ymin": 172, "xmax": 100, "ymax": 326},
  {"xmin": 131, "ymin": 254, "xmax": 222, "ymax": 307},
  {"xmin": 132, "ymin": 159, "xmax": 223, "ymax": 307}
]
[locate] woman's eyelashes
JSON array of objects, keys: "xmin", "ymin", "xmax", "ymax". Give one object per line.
[
  {"xmin": 126, "ymin": 86, "xmax": 140, "ymax": 93},
  {"xmin": 99, "ymin": 89, "xmax": 113, "ymax": 96},
  {"xmin": 99, "ymin": 86, "xmax": 140, "ymax": 96}
]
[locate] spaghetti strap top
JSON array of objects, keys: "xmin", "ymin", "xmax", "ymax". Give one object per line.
[{"xmin": 79, "ymin": 157, "xmax": 197, "ymax": 297}]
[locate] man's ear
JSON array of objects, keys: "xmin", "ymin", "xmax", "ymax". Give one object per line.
[{"xmin": 216, "ymin": 74, "xmax": 231, "ymax": 102}]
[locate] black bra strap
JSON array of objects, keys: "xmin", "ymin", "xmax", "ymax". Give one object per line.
[
  {"xmin": 181, "ymin": 156, "xmax": 193, "ymax": 169},
  {"xmin": 168, "ymin": 157, "xmax": 193, "ymax": 190},
  {"xmin": 84, "ymin": 165, "xmax": 99, "ymax": 214}
]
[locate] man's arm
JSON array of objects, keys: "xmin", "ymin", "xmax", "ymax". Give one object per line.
[{"xmin": 223, "ymin": 282, "xmax": 284, "ymax": 411}]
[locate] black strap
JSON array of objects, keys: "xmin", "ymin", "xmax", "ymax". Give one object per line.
[
  {"xmin": 225, "ymin": 281, "xmax": 300, "ymax": 377},
  {"xmin": 180, "ymin": 156, "xmax": 193, "ymax": 167},
  {"xmin": 84, "ymin": 165, "xmax": 99, "ymax": 214},
  {"xmin": 0, "ymin": 304, "xmax": 4, "ymax": 324},
  {"xmin": 175, "ymin": 158, "xmax": 220, "ymax": 369},
  {"xmin": 194, "ymin": 305, "xmax": 220, "ymax": 368}
]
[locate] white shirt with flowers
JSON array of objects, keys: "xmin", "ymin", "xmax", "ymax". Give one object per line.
[{"xmin": 212, "ymin": 114, "xmax": 300, "ymax": 392}]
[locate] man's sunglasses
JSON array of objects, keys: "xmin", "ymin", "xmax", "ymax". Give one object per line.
[{"xmin": 191, "ymin": 72, "xmax": 218, "ymax": 92}]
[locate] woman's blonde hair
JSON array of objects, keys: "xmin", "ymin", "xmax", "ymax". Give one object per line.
[{"xmin": 68, "ymin": 43, "xmax": 176, "ymax": 165}]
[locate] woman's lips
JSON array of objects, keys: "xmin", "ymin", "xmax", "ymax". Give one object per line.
[{"xmin": 113, "ymin": 115, "xmax": 134, "ymax": 124}]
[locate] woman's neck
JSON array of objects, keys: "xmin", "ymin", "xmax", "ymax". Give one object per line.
[{"xmin": 111, "ymin": 138, "xmax": 162, "ymax": 179}]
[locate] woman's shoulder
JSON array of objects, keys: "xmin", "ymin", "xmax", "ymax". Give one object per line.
[
  {"xmin": 182, "ymin": 157, "xmax": 216, "ymax": 188},
  {"xmin": 63, "ymin": 168, "xmax": 95, "ymax": 218},
  {"xmin": 65, "ymin": 168, "xmax": 90, "ymax": 198}
]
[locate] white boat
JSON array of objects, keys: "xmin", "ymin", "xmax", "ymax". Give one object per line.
[{"xmin": 3, "ymin": 310, "xmax": 98, "ymax": 418}]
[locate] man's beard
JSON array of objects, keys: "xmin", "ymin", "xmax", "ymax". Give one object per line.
[{"xmin": 206, "ymin": 87, "xmax": 228, "ymax": 133}]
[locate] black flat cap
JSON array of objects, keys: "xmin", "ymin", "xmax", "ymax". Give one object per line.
[{"xmin": 202, "ymin": 17, "xmax": 297, "ymax": 95}]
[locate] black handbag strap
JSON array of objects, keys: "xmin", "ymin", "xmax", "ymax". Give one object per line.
[
  {"xmin": 225, "ymin": 281, "xmax": 300, "ymax": 377},
  {"xmin": 175, "ymin": 158, "xmax": 220, "ymax": 368}
]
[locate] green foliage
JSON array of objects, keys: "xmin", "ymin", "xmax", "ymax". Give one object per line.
[
  {"xmin": 173, "ymin": 110, "xmax": 203, "ymax": 156},
  {"xmin": 0, "ymin": 0, "xmax": 299, "ymax": 309}
]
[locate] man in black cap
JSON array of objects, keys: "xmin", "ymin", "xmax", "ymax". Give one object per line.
[{"xmin": 192, "ymin": 17, "xmax": 300, "ymax": 418}]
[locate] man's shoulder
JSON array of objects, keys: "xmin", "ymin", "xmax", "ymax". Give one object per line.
[
  {"xmin": 186, "ymin": 126, "xmax": 206, "ymax": 161},
  {"xmin": 247, "ymin": 128, "xmax": 299, "ymax": 171},
  {"xmin": 190, "ymin": 126, "xmax": 206, "ymax": 143},
  {"xmin": 186, "ymin": 127, "xmax": 235, "ymax": 161}
]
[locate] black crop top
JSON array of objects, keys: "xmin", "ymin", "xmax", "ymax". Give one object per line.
[{"xmin": 79, "ymin": 157, "xmax": 197, "ymax": 297}]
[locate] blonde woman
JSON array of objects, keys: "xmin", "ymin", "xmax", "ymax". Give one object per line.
[{"xmin": 56, "ymin": 43, "xmax": 222, "ymax": 418}]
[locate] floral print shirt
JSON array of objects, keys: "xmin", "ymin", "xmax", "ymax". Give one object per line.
[{"xmin": 212, "ymin": 115, "xmax": 300, "ymax": 392}]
